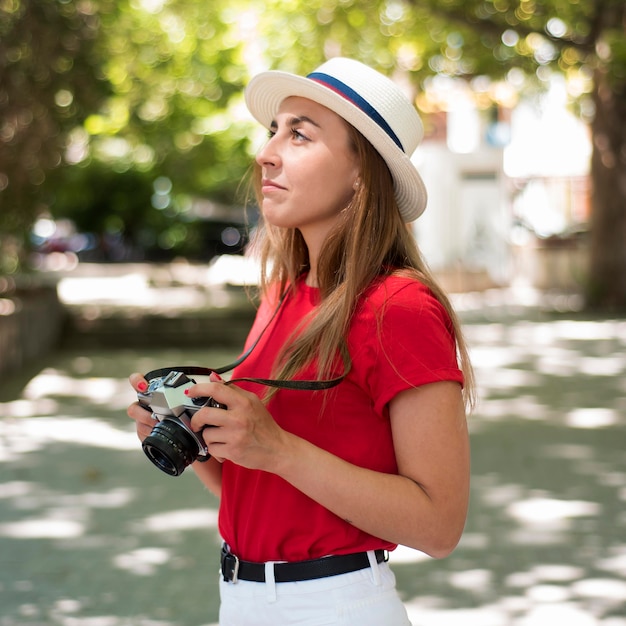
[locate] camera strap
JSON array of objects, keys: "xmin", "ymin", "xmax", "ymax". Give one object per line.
[{"xmin": 144, "ymin": 287, "xmax": 345, "ymax": 392}]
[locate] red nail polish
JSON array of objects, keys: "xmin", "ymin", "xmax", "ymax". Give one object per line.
[
  {"xmin": 184, "ymin": 389, "xmax": 190, "ymax": 395},
  {"xmin": 138, "ymin": 381, "xmax": 148, "ymax": 392}
]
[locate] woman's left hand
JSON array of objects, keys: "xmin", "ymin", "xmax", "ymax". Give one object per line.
[{"xmin": 188, "ymin": 377, "xmax": 289, "ymax": 471}]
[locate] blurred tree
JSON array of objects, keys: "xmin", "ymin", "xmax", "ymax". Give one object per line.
[
  {"xmin": 0, "ymin": 0, "xmax": 107, "ymax": 273},
  {"xmin": 1, "ymin": 0, "xmax": 256, "ymax": 270},
  {"xmin": 399, "ymin": 0, "xmax": 626, "ymax": 311},
  {"xmin": 46, "ymin": 0, "xmax": 255, "ymax": 259},
  {"xmin": 83, "ymin": 0, "xmax": 252, "ymax": 202}
]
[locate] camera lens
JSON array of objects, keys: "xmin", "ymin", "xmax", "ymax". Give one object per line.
[{"xmin": 142, "ymin": 420, "xmax": 199, "ymax": 476}]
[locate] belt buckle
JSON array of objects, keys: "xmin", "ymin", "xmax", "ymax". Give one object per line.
[{"xmin": 222, "ymin": 550, "xmax": 240, "ymax": 583}]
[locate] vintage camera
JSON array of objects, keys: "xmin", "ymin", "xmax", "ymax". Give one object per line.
[{"xmin": 137, "ymin": 370, "xmax": 226, "ymax": 477}]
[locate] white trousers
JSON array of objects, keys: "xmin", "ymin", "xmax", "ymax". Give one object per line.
[{"xmin": 218, "ymin": 551, "xmax": 412, "ymax": 626}]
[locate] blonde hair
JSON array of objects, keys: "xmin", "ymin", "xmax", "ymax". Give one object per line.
[{"xmin": 249, "ymin": 124, "xmax": 475, "ymax": 411}]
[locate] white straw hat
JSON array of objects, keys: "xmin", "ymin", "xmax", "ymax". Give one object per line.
[{"xmin": 244, "ymin": 57, "xmax": 428, "ymax": 222}]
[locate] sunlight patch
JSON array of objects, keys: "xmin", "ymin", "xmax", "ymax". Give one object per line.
[
  {"xmin": 507, "ymin": 497, "xmax": 600, "ymax": 527},
  {"xmin": 0, "ymin": 416, "xmax": 139, "ymax": 459},
  {"xmin": 468, "ymin": 345, "xmax": 524, "ymax": 369},
  {"xmin": 23, "ymin": 371, "xmax": 134, "ymax": 409},
  {"xmin": 571, "ymin": 577, "xmax": 626, "ymax": 602},
  {"xmin": 56, "ymin": 487, "xmax": 135, "ymax": 509},
  {"xmin": 566, "ymin": 408, "xmax": 619, "ymax": 429},
  {"xmin": 449, "ymin": 569, "xmax": 492, "ymax": 593},
  {"xmin": 481, "ymin": 483, "xmax": 525, "ymax": 507},
  {"xmin": 531, "ymin": 564, "xmax": 585, "ymax": 582},
  {"xmin": 139, "ymin": 508, "xmax": 219, "ymax": 532},
  {"xmin": 478, "ymin": 368, "xmax": 540, "ymax": 391},
  {"xmin": 112, "ymin": 547, "xmax": 170, "ymax": 576},
  {"xmin": 0, "ymin": 518, "xmax": 84, "ymax": 539},
  {"xmin": 535, "ymin": 349, "xmax": 586, "ymax": 376},
  {"xmin": 525, "ymin": 584, "xmax": 571, "ymax": 603},
  {"xmin": 578, "ymin": 356, "xmax": 626, "ymax": 376},
  {"xmin": 598, "ymin": 549, "xmax": 626, "ymax": 577},
  {"xmin": 0, "ymin": 398, "xmax": 59, "ymax": 418},
  {"xmin": 551, "ymin": 319, "xmax": 626, "ymax": 342},
  {"xmin": 389, "ymin": 544, "xmax": 431, "ymax": 563},
  {"xmin": 473, "ymin": 396, "xmax": 550, "ymax": 422},
  {"xmin": 405, "ymin": 602, "xmax": 506, "ymax": 626},
  {"xmin": 0, "ymin": 481, "xmax": 34, "ymax": 499},
  {"xmin": 458, "ymin": 532, "xmax": 489, "ymax": 550},
  {"xmin": 52, "ymin": 598, "xmax": 82, "ymax": 614},
  {"xmin": 514, "ymin": 603, "xmax": 597, "ymax": 626}
]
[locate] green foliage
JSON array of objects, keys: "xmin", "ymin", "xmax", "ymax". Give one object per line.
[
  {"xmin": 253, "ymin": 0, "xmax": 616, "ymax": 98},
  {"xmin": 1, "ymin": 0, "xmax": 258, "ymax": 268},
  {"xmin": 0, "ymin": 0, "xmax": 107, "ymax": 235},
  {"xmin": 2, "ymin": 0, "xmax": 625, "ymax": 307}
]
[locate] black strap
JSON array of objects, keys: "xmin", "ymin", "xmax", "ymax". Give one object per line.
[
  {"xmin": 144, "ymin": 287, "xmax": 345, "ymax": 392},
  {"xmin": 221, "ymin": 546, "xmax": 387, "ymax": 583},
  {"xmin": 229, "ymin": 375, "xmax": 343, "ymax": 390},
  {"xmin": 144, "ymin": 365, "xmax": 344, "ymax": 391}
]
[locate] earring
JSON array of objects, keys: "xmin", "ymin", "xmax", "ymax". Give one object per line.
[{"xmin": 353, "ymin": 179, "xmax": 361, "ymax": 190}]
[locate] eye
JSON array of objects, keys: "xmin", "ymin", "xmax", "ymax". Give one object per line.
[
  {"xmin": 290, "ymin": 128, "xmax": 309, "ymax": 141},
  {"xmin": 267, "ymin": 129, "xmax": 276, "ymax": 139}
]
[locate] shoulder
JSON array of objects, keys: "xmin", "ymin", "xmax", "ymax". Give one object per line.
[
  {"xmin": 348, "ymin": 273, "xmax": 463, "ymax": 408},
  {"xmin": 352, "ymin": 273, "xmax": 457, "ymax": 350},
  {"xmin": 359, "ymin": 274, "xmax": 448, "ymax": 323}
]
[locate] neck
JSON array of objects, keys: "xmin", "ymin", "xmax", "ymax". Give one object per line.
[{"xmin": 299, "ymin": 228, "xmax": 323, "ymax": 288}]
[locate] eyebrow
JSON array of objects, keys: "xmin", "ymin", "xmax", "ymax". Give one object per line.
[{"xmin": 270, "ymin": 115, "xmax": 322, "ymax": 130}]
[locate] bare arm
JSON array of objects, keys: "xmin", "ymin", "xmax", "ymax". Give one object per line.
[{"xmin": 189, "ymin": 379, "xmax": 470, "ymax": 558}]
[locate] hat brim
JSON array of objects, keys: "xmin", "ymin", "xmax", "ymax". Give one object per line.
[{"xmin": 245, "ymin": 71, "xmax": 427, "ymax": 222}]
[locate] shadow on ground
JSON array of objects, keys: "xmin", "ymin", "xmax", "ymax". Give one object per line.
[{"xmin": 1, "ymin": 308, "xmax": 625, "ymax": 625}]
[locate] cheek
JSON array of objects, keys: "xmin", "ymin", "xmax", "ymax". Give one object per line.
[
  {"xmin": 318, "ymin": 158, "xmax": 356, "ymax": 202},
  {"xmin": 323, "ymin": 173, "xmax": 355, "ymax": 209}
]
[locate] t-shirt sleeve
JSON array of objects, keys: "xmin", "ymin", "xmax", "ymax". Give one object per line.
[{"xmin": 353, "ymin": 280, "xmax": 464, "ymax": 415}]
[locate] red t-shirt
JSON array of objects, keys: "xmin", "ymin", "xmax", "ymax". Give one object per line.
[{"xmin": 218, "ymin": 274, "xmax": 463, "ymax": 563}]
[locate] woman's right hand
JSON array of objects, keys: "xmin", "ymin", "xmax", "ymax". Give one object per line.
[{"xmin": 127, "ymin": 372, "xmax": 155, "ymax": 442}]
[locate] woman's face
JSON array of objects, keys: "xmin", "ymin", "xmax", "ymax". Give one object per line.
[{"xmin": 255, "ymin": 97, "xmax": 360, "ymax": 243}]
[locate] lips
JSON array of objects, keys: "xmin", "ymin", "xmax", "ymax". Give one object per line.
[{"xmin": 261, "ymin": 178, "xmax": 286, "ymax": 193}]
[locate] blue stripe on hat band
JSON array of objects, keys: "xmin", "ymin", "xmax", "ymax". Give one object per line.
[{"xmin": 307, "ymin": 72, "xmax": 405, "ymax": 153}]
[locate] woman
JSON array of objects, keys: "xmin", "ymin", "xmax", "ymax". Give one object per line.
[{"xmin": 128, "ymin": 57, "xmax": 474, "ymax": 625}]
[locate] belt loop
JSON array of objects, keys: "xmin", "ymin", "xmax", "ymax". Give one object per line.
[
  {"xmin": 265, "ymin": 561, "xmax": 277, "ymax": 603},
  {"xmin": 367, "ymin": 550, "xmax": 382, "ymax": 586}
]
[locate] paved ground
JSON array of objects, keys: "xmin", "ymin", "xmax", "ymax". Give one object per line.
[{"xmin": 0, "ymin": 269, "xmax": 625, "ymax": 625}]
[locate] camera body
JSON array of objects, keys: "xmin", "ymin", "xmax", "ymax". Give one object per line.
[{"xmin": 138, "ymin": 370, "xmax": 226, "ymax": 476}]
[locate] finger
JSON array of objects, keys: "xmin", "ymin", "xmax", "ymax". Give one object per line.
[
  {"xmin": 127, "ymin": 401, "xmax": 154, "ymax": 423},
  {"xmin": 190, "ymin": 404, "xmax": 230, "ymax": 433},
  {"xmin": 127, "ymin": 403, "xmax": 156, "ymax": 442},
  {"xmin": 129, "ymin": 372, "xmax": 149, "ymax": 392},
  {"xmin": 186, "ymin": 380, "xmax": 233, "ymax": 408},
  {"xmin": 136, "ymin": 423, "xmax": 154, "ymax": 442}
]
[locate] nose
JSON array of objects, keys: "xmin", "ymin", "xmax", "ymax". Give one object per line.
[{"xmin": 255, "ymin": 135, "xmax": 281, "ymax": 169}]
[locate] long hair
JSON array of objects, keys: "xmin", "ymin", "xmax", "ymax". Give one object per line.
[{"xmin": 249, "ymin": 124, "xmax": 475, "ymax": 411}]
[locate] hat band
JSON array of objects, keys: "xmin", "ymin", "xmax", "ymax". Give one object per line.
[{"xmin": 307, "ymin": 72, "xmax": 405, "ymax": 153}]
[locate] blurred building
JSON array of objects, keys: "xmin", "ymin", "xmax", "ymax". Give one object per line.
[{"xmin": 412, "ymin": 75, "xmax": 591, "ymax": 293}]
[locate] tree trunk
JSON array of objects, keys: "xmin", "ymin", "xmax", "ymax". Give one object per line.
[{"xmin": 587, "ymin": 68, "xmax": 626, "ymax": 311}]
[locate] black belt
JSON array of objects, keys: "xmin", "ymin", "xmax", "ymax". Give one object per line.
[{"xmin": 221, "ymin": 545, "xmax": 387, "ymax": 583}]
